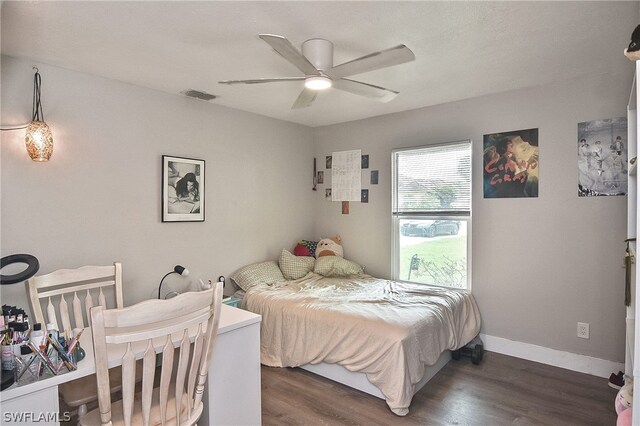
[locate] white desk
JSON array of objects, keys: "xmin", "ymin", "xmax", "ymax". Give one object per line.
[{"xmin": 0, "ymin": 305, "xmax": 261, "ymax": 426}]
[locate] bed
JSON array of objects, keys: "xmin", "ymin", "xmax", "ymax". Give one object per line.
[{"xmin": 230, "ymin": 255, "xmax": 481, "ymax": 416}]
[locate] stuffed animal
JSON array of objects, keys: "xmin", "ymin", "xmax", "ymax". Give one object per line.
[
  {"xmin": 615, "ymin": 379, "xmax": 633, "ymax": 415},
  {"xmin": 315, "ymin": 235, "xmax": 344, "ymax": 258},
  {"xmin": 618, "ymin": 407, "xmax": 632, "ymax": 426},
  {"xmin": 624, "ymin": 24, "xmax": 640, "ymax": 60}
]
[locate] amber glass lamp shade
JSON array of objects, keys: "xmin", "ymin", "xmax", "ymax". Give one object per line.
[{"xmin": 25, "ymin": 120, "xmax": 53, "ymax": 162}]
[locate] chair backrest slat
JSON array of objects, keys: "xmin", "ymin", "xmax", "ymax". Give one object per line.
[
  {"xmin": 89, "ymin": 284, "xmax": 222, "ymax": 426},
  {"xmin": 31, "ymin": 265, "xmax": 117, "ymax": 287},
  {"xmin": 72, "ymin": 292, "xmax": 84, "ymax": 329},
  {"xmin": 121, "ymin": 343, "xmax": 136, "ymax": 426},
  {"xmin": 25, "ymin": 262, "xmax": 124, "ymax": 338},
  {"xmin": 114, "ymin": 262, "xmax": 124, "ymax": 310},
  {"xmin": 104, "ymin": 312, "xmax": 210, "ymax": 345},
  {"xmin": 159, "ymin": 336, "xmax": 174, "ymax": 425},
  {"xmin": 175, "ymin": 330, "xmax": 191, "ymax": 425},
  {"xmin": 194, "ymin": 285, "xmax": 222, "ymax": 408},
  {"xmin": 141, "ymin": 340, "xmax": 156, "ymax": 426},
  {"xmin": 186, "ymin": 327, "xmax": 204, "ymax": 414},
  {"xmin": 84, "ymin": 290, "xmax": 94, "ymax": 326},
  {"xmin": 46, "ymin": 298, "xmax": 58, "ymax": 331},
  {"xmin": 58, "ymin": 295, "xmax": 71, "ymax": 337},
  {"xmin": 37, "ymin": 280, "xmax": 115, "ymax": 299},
  {"xmin": 90, "ymin": 297, "xmax": 111, "ymax": 426},
  {"xmin": 98, "ymin": 287, "xmax": 106, "ymax": 308}
]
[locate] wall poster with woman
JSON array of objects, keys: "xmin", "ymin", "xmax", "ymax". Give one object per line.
[
  {"xmin": 162, "ymin": 155, "xmax": 205, "ymax": 222},
  {"xmin": 483, "ymin": 128, "xmax": 539, "ymax": 198}
]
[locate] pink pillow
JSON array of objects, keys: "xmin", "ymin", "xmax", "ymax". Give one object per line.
[{"xmin": 293, "ymin": 240, "xmax": 318, "ymax": 257}]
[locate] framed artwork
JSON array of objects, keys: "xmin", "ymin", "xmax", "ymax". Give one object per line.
[
  {"xmin": 162, "ymin": 155, "xmax": 205, "ymax": 222},
  {"xmin": 371, "ymin": 170, "xmax": 379, "ymax": 184},
  {"xmin": 361, "ymin": 154, "xmax": 369, "ymax": 169},
  {"xmin": 361, "ymin": 189, "xmax": 369, "ymax": 203},
  {"xmin": 483, "ymin": 128, "xmax": 539, "ymax": 198},
  {"xmin": 577, "ymin": 117, "xmax": 627, "ymax": 197},
  {"xmin": 317, "ymin": 171, "xmax": 324, "ymax": 184},
  {"xmin": 326, "ymin": 156, "xmax": 332, "ymax": 169}
]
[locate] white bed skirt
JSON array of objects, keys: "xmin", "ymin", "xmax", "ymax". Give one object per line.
[{"xmin": 299, "ymin": 350, "xmax": 452, "ymax": 399}]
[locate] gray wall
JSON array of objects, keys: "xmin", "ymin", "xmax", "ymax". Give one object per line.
[
  {"xmin": 313, "ymin": 71, "xmax": 633, "ymax": 362},
  {"xmin": 1, "ymin": 56, "xmax": 315, "ymax": 307},
  {"xmin": 1, "ymin": 55, "xmax": 634, "ymax": 364}
]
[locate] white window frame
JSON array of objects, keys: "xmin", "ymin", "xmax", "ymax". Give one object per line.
[{"xmin": 391, "ymin": 140, "xmax": 473, "ymax": 290}]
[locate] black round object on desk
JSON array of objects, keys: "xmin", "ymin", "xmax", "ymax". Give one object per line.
[{"xmin": 0, "ymin": 254, "xmax": 40, "ymax": 285}]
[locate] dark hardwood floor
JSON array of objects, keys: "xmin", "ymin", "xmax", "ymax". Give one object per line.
[{"xmin": 261, "ymin": 351, "xmax": 617, "ymax": 425}]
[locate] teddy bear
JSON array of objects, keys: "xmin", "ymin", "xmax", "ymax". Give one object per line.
[{"xmin": 315, "ymin": 235, "xmax": 344, "ymax": 258}]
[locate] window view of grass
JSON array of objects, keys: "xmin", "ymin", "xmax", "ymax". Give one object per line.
[
  {"xmin": 399, "ymin": 220, "xmax": 467, "ymax": 288},
  {"xmin": 393, "ymin": 143, "xmax": 471, "ymax": 289}
]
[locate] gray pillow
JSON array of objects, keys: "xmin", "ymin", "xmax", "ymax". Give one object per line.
[
  {"xmin": 230, "ymin": 261, "xmax": 285, "ymax": 291},
  {"xmin": 278, "ymin": 249, "xmax": 315, "ymax": 280},
  {"xmin": 314, "ymin": 256, "xmax": 364, "ymax": 277}
]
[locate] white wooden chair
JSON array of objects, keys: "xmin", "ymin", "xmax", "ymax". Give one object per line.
[
  {"xmin": 25, "ymin": 262, "xmax": 128, "ymax": 418},
  {"xmin": 26, "ymin": 263, "xmax": 124, "ymax": 338},
  {"xmin": 79, "ymin": 283, "xmax": 223, "ymax": 426}
]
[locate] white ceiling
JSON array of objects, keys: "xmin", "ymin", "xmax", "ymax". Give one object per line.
[{"xmin": 1, "ymin": 1, "xmax": 638, "ymax": 128}]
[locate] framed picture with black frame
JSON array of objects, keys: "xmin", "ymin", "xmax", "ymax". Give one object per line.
[{"xmin": 162, "ymin": 155, "xmax": 205, "ymax": 222}]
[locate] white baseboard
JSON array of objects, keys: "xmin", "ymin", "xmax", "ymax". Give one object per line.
[{"xmin": 480, "ymin": 334, "xmax": 624, "ymax": 378}]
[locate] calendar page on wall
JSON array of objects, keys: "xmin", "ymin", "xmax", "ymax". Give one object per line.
[{"xmin": 332, "ymin": 149, "xmax": 361, "ymax": 201}]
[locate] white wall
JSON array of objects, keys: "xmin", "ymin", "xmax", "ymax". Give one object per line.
[
  {"xmin": 313, "ymin": 70, "xmax": 633, "ymax": 363},
  {"xmin": 0, "ymin": 56, "xmax": 315, "ymax": 308}
]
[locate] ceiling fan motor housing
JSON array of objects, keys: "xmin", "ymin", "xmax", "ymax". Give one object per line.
[{"xmin": 302, "ymin": 38, "xmax": 334, "ymax": 72}]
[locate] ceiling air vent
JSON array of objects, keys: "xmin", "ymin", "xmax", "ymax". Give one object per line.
[{"xmin": 182, "ymin": 89, "xmax": 217, "ymax": 101}]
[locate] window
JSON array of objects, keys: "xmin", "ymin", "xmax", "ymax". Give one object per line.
[{"xmin": 392, "ymin": 141, "xmax": 471, "ymax": 289}]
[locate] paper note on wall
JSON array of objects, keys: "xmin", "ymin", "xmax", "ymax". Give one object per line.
[{"xmin": 332, "ymin": 149, "xmax": 361, "ymax": 201}]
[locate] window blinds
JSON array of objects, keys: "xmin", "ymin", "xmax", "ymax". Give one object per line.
[{"xmin": 394, "ymin": 141, "xmax": 471, "ymax": 214}]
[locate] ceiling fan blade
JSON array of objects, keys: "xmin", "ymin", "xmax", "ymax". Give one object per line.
[
  {"xmin": 259, "ymin": 34, "xmax": 319, "ymax": 76},
  {"xmin": 292, "ymin": 88, "xmax": 317, "ymax": 109},
  {"xmin": 328, "ymin": 45, "xmax": 415, "ymax": 79},
  {"xmin": 219, "ymin": 77, "xmax": 305, "ymax": 85},
  {"xmin": 332, "ymin": 78, "xmax": 399, "ymax": 103}
]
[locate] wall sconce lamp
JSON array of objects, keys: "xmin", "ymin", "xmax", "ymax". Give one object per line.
[
  {"xmin": 25, "ymin": 67, "xmax": 54, "ymax": 162},
  {"xmin": 158, "ymin": 265, "xmax": 189, "ymax": 299}
]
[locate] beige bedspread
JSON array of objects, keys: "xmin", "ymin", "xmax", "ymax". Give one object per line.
[{"xmin": 243, "ymin": 273, "xmax": 482, "ymax": 416}]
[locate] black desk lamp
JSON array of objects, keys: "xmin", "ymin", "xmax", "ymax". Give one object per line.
[{"xmin": 158, "ymin": 265, "xmax": 189, "ymax": 299}]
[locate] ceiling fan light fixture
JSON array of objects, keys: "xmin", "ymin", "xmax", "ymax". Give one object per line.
[{"xmin": 304, "ymin": 76, "xmax": 332, "ymax": 91}]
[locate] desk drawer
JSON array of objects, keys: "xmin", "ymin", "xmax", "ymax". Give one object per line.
[{"xmin": 1, "ymin": 386, "xmax": 61, "ymax": 425}]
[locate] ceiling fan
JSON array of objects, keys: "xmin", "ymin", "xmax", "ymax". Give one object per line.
[{"xmin": 219, "ymin": 34, "xmax": 415, "ymax": 109}]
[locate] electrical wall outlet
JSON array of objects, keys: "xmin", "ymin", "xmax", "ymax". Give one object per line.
[{"xmin": 577, "ymin": 322, "xmax": 590, "ymax": 339}]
